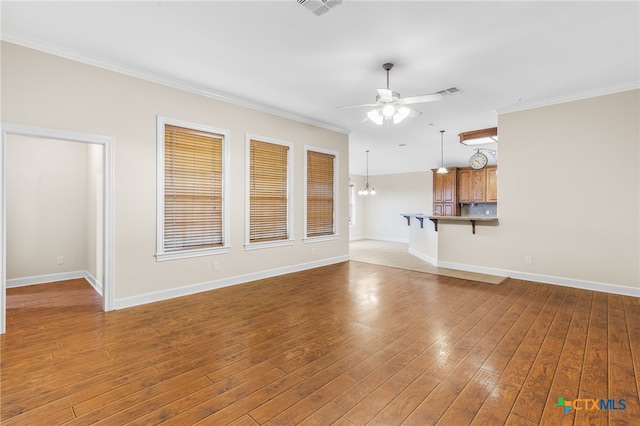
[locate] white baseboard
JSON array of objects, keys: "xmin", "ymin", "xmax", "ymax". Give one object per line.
[
  {"xmin": 114, "ymin": 255, "xmax": 349, "ymax": 310},
  {"xmin": 7, "ymin": 270, "xmax": 104, "ymax": 295},
  {"xmin": 364, "ymin": 236, "xmax": 409, "ymax": 243},
  {"xmin": 84, "ymin": 271, "xmax": 103, "ymax": 296},
  {"xmin": 408, "ymin": 248, "xmax": 438, "ymax": 266},
  {"xmin": 437, "ymin": 260, "xmax": 640, "ymax": 297},
  {"xmin": 7, "ymin": 270, "xmax": 86, "ymax": 288}
]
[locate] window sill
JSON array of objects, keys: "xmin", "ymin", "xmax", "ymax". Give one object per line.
[
  {"xmin": 303, "ymin": 234, "xmax": 339, "ymax": 243},
  {"xmin": 244, "ymin": 239, "xmax": 294, "ymax": 251},
  {"xmin": 155, "ymin": 246, "xmax": 231, "ymax": 262}
]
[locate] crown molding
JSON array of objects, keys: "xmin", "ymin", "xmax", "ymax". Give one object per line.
[
  {"xmin": 497, "ymin": 81, "xmax": 640, "ymax": 115},
  {"xmin": 1, "ymin": 31, "xmax": 350, "ymax": 135}
]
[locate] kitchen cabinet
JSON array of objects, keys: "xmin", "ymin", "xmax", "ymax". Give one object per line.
[
  {"xmin": 432, "ymin": 168, "xmax": 458, "ymax": 216},
  {"xmin": 486, "ymin": 166, "xmax": 498, "ymax": 202},
  {"xmin": 457, "ymin": 166, "xmax": 497, "ymax": 203}
]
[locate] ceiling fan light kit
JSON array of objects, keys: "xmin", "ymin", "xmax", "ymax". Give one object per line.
[
  {"xmin": 337, "ymin": 62, "xmax": 450, "ymax": 125},
  {"xmin": 366, "ymin": 109, "xmax": 384, "ymax": 125}
]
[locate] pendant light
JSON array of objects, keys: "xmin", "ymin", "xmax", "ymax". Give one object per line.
[
  {"xmin": 437, "ymin": 130, "xmax": 448, "ymax": 174},
  {"xmin": 358, "ymin": 150, "xmax": 376, "ymax": 195}
]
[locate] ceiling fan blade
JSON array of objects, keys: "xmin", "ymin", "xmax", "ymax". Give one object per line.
[
  {"xmin": 336, "ymin": 102, "xmax": 379, "ymax": 109},
  {"xmin": 377, "ymin": 88, "xmax": 394, "ymax": 101},
  {"xmin": 408, "ymin": 107, "xmax": 422, "ymax": 118},
  {"xmin": 401, "ymin": 93, "xmax": 443, "ymax": 105}
]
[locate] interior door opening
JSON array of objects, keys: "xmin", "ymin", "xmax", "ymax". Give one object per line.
[{"xmin": 1, "ymin": 124, "xmax": 114, "ymax": 334}]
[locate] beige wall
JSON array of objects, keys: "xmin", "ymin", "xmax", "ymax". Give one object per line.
[
  {"xmin": 409, "ymin": 89, "xmax": 639, "ymax": 293},
  {"xmin": 349, "ymin": 171, "xmax": 432, "ymax": 242},
  {"xmin": 1, "ymin": 42, "xmax": 349, "ymax": 303},
  {"xmin": 6, "ymin": 136, "xmax": 93, "ymax": 279}
]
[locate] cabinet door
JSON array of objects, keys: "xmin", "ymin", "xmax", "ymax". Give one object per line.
[
  {"xmin": 443, "ymin": 172, "xmax": 456, "ymax": 203},
  {"xmin": 471, "ymin": 169, "xmax": 486, "ymax": 202},
  {"xmin": 433, "ymin": 169, "xmax": 457, "ymax": 216},
  {"xmin": 458, "ymin": 169, "xmax": 471, "ymax": 203},
  {"xmin": 486, "ymin": 167, "xmax": 498, "ymax": 202},
  {"xmin": 443, "ymin": 203, "xmax": 456, "ymax": 216},
  {"xmin": 433, "ymin": 173, "xmax": 445, "ymax": 203}
]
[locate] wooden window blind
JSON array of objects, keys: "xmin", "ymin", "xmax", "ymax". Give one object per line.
[
  {"xmin": 306, "ymin": 150, "xmax": 335, "ymax": 237},
  {"xmin": 164, "ymin": 124, "xmax": 223, "ymax": 252},
  {"xmin": 249, "ymin": 140, "xmax": 289, "ymax": 243}
]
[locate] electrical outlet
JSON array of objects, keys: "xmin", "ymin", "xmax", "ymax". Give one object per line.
[
  {"xmin": 311, "ymin": 247, "xmax": 316, "ymax": 255},
  {"xmin": 485, "ymin": 209, "xmax": 490, "ymax": 215},
  {"xmin": 213, "ymin": 262, "xmax": 219, "ymax": 271},
  {"xmin": 57, "ymin": 256, "xmax": 64, "ymax": 265},
  {"xmin": 525, "ymin": 256, "xmax": 532, "ymax": 265}
]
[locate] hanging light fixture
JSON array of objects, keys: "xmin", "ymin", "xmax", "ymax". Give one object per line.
[
  {"xmin": 366, "ymin": 64, "xmax": 413, "ymax": 125},
  {"xmin": 437, "ymin": 130, "xmax": 448, "ymax": 174},
  {"xmin": 358, "ymin": 150, "xmax": 376, "ymax": 195}
]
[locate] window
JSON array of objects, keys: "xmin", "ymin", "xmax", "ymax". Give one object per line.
[
  {"xmin": 156, "ymin": 117, "xmax": 230, "ymax": 261},
  {"xmin": 305, "ymin": 147, "xmax": 338, "ymax": 240},
  {"xmin": 246, "ymin": 135, "xmax": 293, "ymax": 248}
]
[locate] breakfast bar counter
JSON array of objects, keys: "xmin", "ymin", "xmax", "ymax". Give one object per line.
[{"xmin": 401, "ymin": 213, "xmax": 498, "ymax": 234}]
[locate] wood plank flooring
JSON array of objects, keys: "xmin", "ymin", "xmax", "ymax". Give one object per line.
[{"xmin": 1, "ymin": 261, "xmax": 639, "ymax": 425}]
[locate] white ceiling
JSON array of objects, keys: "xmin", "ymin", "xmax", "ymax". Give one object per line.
[{"xmin": 2, "ymin": 1, "xmax": 638, "ymax": 175}]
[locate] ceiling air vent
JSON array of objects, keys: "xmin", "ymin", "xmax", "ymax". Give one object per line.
[
  {"xmin": 436, "ymin": 87, "xmax": 462, "ymax": 96},
  {"xmin": 297, "ymin": 0, "xmax": 343, "ymax": 16}
]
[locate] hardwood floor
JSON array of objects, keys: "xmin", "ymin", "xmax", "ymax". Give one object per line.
[{"xmin": 1, "ymin": 261, "xmax": 639, "ymax": 425}]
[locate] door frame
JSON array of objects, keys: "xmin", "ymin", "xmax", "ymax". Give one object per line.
[{"xmin": 0, "ymin": 123, "xmax": 114, "ymax": 334}]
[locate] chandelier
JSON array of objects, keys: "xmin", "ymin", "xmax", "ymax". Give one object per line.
[{"xmin": 358, "ymin": 150, "xmax": 376, "ymax": 195}]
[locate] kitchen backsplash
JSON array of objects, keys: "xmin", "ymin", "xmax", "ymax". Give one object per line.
[{"xmin": 460, "ymin": 203, "xmax": 498, "ymax": 217}]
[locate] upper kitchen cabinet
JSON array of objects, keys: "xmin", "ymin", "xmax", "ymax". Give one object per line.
[
  {"xmin": 457, "ymin": 166, "xmax": 497, "ymax": 203},
  {"xmin": 433, "ymin": 168, "xmax": 458, "ymax": 216},
  {"xmin": 486, "ymin": 166, "xmax": 498, "ymax": 202}
]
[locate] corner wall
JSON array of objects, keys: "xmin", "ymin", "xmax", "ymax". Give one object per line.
[
  {"xmin": 6, "ymin": 136, "xmax": 91, "ymax": 281},
  {"xmin": 1, "ymin": 42, "xmax": 349, "ymax": 305},
  {"xmin": 440, "ymin": 89, "xmax": 639, "ymax": 293}
]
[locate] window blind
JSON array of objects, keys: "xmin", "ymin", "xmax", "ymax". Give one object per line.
[
  {"xmin": 164, "ymin": 124, "xmax": 223, "ymax": 252},
  {"xmin": 307, "ymin": 150, "xmax": 335, "ymax": 237},
  {"xmin": 249, "ymin": 140, "xmax": 289, "ymax": 243}
]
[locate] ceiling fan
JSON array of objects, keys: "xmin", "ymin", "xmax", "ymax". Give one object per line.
[{"xmin": 337, "ymin": 63, "xmax": 446, "ymax": 125}]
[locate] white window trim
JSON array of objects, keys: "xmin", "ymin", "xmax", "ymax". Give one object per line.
[
  {"xmin": 244, "ymin": 133, "xmax": 294, "ymax": 250},
  {"xmin": 303, "ymin": 145, "xmax": 339, "ymax": 242},
  {"xmin": 155, "ymin": 116, "xmax": 231, "ymax": 261}
]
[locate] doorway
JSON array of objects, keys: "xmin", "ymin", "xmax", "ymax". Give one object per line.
[{"xmin": 0, "ymin": 123, "xmax": 114, "ymax": 334}]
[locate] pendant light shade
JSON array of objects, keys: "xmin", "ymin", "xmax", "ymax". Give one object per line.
[
  {"xmin": 358, "ymin": 150, "xmax": 376, "ymax": 195},
  {"xmin": 437, "ymin": 130, "xmax": 448, "ymax": 174}
]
